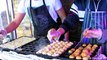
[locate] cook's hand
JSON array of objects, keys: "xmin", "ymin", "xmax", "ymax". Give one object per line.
[
  {"xmin": 83, "ymin": 28, "xmax": 102, "ymax": 39},
  {"xmin": 47, "ymin": 28, "xmax": 61, "ymax": 42},
  {"xmin": 0, "ymin": 29, "xmax": 7, "ymax": 40},
  {"xmin": 47, "ymin": 28, "xmax": 56, "ymax": 42},
  {"xmin": 0, "ymin": 34, "xmax": 4, "ymax": 40},
  {"xmin": 0, "ymin": 30, "xmax": 4, "ymax": 41}
]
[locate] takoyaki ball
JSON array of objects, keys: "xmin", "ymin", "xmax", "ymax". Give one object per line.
[
  {"xmin": 60, "ymin": 41, "xmax": 63, "ymax": 43},
  {"xmin": 82, "ymin": 44, "xmax": 87, "ymax": 47},
  {"xmin": 60, "ymin": 44, "xmax": 64, "ymax": 48},
  {"xmin": 65, "ymin": 41, "xmax": 69, "ymax": 44},
  {"xmin": 91, "ymin": 48, "xmax": 96, "ymax": 53},
  {"xmin": 78, "ymin": 47, "xmax": 83, "ymax": 50},
  {"xmin": 91, "ymin": 46, "xmax": 94, "ymax": 49},
  {"xmin": 57, "ymin": 42, "xmax": 61, "ymax": 45},
  {"xmin": 73, "ymin": 52, "xmax": 80, "ymax": 56},
  {"xmin": 68, "ymin": 48, "xmax": 75, "ymax": 53},
  {"xmin": 62, "ymin": 46, "xmax": 67, "ymax": 51},
  {"xmin": 68, "ymin": 50, "xmax": 72, "ymax": 54},
  {"xmin": 93, "ymin": 44, "xmax": 98, "ymax": 48},
  {"xmin": 87, "ymin": 44, "xmax": 92, "ymax": 47},
  {"xmin": 59, "ymin": 41, "xmax": 64, "ymax": 44},
  {"xmin": 47, "ymin": 51, "xmax": 53, "ymax": 56},
  {"xmin": 52, "ymin": 53, "xmax": 59, "ymax": 57},
  {"xmin": 82, "ymin": 49, "xmax": 89, "ymax": 54},
  {"xmin": 51, "ymin": 45, "xmax": 56, "ymax": 49},
  {"xmin": 69, "ymin": 55, "xmax": 75, "ymax": 59},
  {"xmin": 44, "ymin": 47, "xmax": 49, "ymax": 51},
  {"xmin": 85, "ymin": 46, "xmax": 91, "ymax": 51},
  {"xmin": 73, "ymin": 49, "xmax": 81, "ymax": 56},
  {"xmin": 51, "ymin": 49, "xmax": 56, "ymax": 53},
  {"xmin": 91, "ymin": 45, "xmax": 98, "ymax": 51},
  {"xmin": 42, "ymin": 50, "xmax": 47, "ymax": 55},
  {"xmin": 47, "ymin": 46, "xmax": 52, "ymax": 50},
  {"xmin": 48, "ymin": 47, "xmax": 53, "ymax": 51},
  {"xmin": 55, "ymin": 51, "xmax": 62, "ymax": 55},
  {"xmin": 68, "ymin": 42, "xmax": 74, "ymax": 46},
  {"xmin": 81, "ymin": 52, "xmax": 88, "ymax": 57},
  {"xmin": 82, "ymin": 57, "xmax": 89, "ymax": 60},
  {"xmin": 90, "ymin": 49, "xmax": 94, "ymax": 53},
  {"xmin": 54, "ymin": 48, "xmax": 60, "ymax": 52},
  {"xmin": 76, "ymin": 56, "xmax": 82, "ymax": 60},
  {"xmin": 64, "ymin": 44, "xmax": 69, "ymax": 49},
  {"xmin": 75, "ymin": 49, "xmax": 81, "ymax": 53},
  {"xmin": 51, "ymin": 46, "xmax": 56, "ymax": 49},
  {"xmin": 69, "ymin": 42, "xmax": 73, "ymax": 45},
  {"xmin": 67, "ymin": 43, "xmax": 72, "ymax": 47},
  {"xmin": 59, "ymin": 48, "xmax": 64, "ymax": 53},
  {"xmin": 71, "ymin": 48, "xmax": 75, "ymax": 51},
  {"xmin": 54, "ymin": 44, "xmax": 59, "ymax": 47},
  {"xmin": 57, "ymin": 46, "xmax": 61, "ymax": 49}
]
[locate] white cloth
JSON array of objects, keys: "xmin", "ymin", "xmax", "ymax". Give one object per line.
[
  {"xmin": 0, "ymin": 51, "xmax": 56, "ymax": 60},
  {"xmin": 18, "ymin": 0, "xmax": 62, "ymax": 22}
]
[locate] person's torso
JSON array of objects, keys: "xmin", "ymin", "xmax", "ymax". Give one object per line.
[
  {"xmin": 19, "ymin": 0, "xmax": 61, "ymax": 22},
  {"xmin": 28, "ymin": 0, "xmax": 59, "ymax": 37},
  {"xmin": 74, "ymin": 0, "xmax": 107, "ymax": 56}
]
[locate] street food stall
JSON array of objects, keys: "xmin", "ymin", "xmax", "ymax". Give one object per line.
[{"xmin": 0, "ymin": 0, "xmax": 107, "ymax": 60}]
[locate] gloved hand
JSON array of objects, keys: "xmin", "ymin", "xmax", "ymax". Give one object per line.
[
  {"xmin": 47, "ymin": 28, "xmax": 61, "ymax": 43},
  {"xmin": 0, "ymin": 34, "xmax": 4, "ymax": 40},
  {"xmin": 0, "ymin": 29, "xmax": 7, "ymax": 40},
  {"xmin": 93, "ymin": 54, "xmax": 107, "ymax": 60},
  {"xmin": 47, "ymin": 28, "xmax": 56, "ymax": 42},
  {"xmin": 83, "ymin": 28, "xmax": 102, "ymax": 39}
]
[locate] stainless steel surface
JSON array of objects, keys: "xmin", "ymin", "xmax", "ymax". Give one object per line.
[{"xmin": 0, "ymin": 36, "xmax": 35, "ymax": 50}]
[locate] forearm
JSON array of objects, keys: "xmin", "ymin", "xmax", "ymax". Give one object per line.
[
  {"xmin": 60, "ymin": 7, "xmax": 66, "ymax": 22},
  {"xmin": 0, "ymin": 19, "xmax": 20, "ymax": 36},
  {"xmin": 5, "ymin": 13, "xmax": 25, "ymax": 33},
  {"xmin": 60, "ymin": 11, "xmax": 79, "ymax": 32},
  {"xmin": 57, "ymin": 7, "xmax": 66, "ymax": 23},
  {"xmin": 5, "ymin": 21, "xmax": 20, "ymax": 33}
]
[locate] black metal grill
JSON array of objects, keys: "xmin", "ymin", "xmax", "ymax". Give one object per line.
[{"xmin": 16, "ymin": 40, "xmax": 37, "ymax": 55}]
